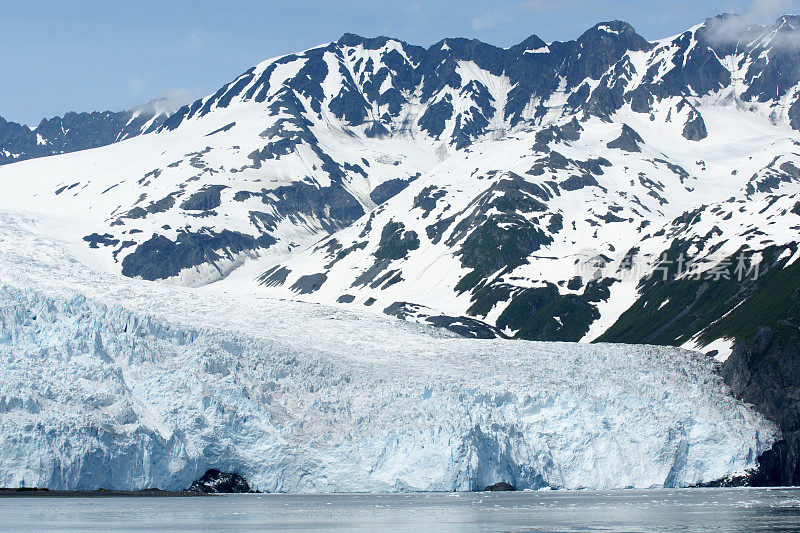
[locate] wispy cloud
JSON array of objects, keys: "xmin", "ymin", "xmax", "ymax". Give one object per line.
[
  {"xmin": 703, "ymin": 0, "xmax": 800, "ymax": 50},
  {"xmin": 404, "ymin": 1, "xmax": 427, "ymax": 26},
  {"xmin": 137, "ymin": 88, "xmax": 200, "ymax": 114},
  {"xmin": 517, "ymin": 0, "xmax": 587, "ymax": 12},
  {"xmin": 471, "ymin": 8, "xmax": 513, "ymax": 31},
  {"xmin": 128, "ymin": 75, "xmax": 151, "ymax": 94},
  {"xmin": 181, "ymin": 26, "xmax": 210, "ymax": 50},
  {"xmin": 745, "ymin": 0, "xmax": 799, "ymax": 23},
  {"xmin": 470, "ymin": 0, "xmax": 592, "ymax": 33}
]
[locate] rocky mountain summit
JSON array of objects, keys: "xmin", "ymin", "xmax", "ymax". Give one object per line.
[{"xmin": 0, "ymin": 101, "xmax": 169, "ymax": 165}]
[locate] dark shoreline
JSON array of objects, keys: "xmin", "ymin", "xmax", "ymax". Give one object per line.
[
  {"xmin": 0, "ymin": 488, "xmax": 204, "ymax": 498},
  {"xmin": 3, "ymin": 486, "xmax": 800, "ymax": 498}
]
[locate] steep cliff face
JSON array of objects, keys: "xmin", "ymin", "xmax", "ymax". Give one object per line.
[{"xmin": 723, "ymin": 325, "xmax": 800, "ymax": 485}]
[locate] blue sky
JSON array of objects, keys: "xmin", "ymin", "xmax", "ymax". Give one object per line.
[{"xmin": 2, "ymin": 0, "xmax": 798, "ymax": 125}]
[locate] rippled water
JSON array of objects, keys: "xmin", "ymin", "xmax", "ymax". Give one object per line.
[{"xmin": 3, "ymin": 488, "xmax": 800, "ymax": 532}]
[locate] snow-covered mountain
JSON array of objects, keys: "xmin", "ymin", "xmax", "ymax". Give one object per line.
[
  {"xmin": 1, "ymin": 13, "xmax": 799, "ymax": 490},
  {"xmin": 2, "ymin": 14, "xmax": 797, "ymax": 360},
  {"xmin": 0, "ymin": 101, "xmax": 170, "ymax": 165},
  {"xmin": 0, "ymin": 211, "xmax": 775, "ymax": 490}
]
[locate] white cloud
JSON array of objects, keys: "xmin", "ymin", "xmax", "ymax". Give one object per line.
[
  {"xmin": 518, "ymin": 0, "xmax": 587, "ymax": 13},
  {"xmin": 745, "ymin": 0, "xmax": 799, "ymax": 23},
  {"xmin": 471, "ymin": 8, "xmax": 513, "ymax": 31},
  {"xmin": 128, "ymin": 75, "xmax": 151, "ymax": 94},
  {"xmin": 471, "ymin": 0, "xmax": 590, "ymax": 32},
  {"xmin": 136, "ymin": 88, "xmax": 200, "ymax": 115},
  {"xmin": 181, "ymin": 26, "xmax": 209, "ymax": 50},
  {"xmin": 405, "ymin": 1, "xmax": 427, "ymax": 26},
  {"xmin": 702, "ymin": 0, "xmax": 800, "ymax": 50}
]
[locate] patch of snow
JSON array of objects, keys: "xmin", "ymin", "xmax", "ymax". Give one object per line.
[
  {"xmin": 524, "ymin": 46, "xmax": 550, "ymax": 54},
  {"xmin": 597, "ymin": 25, "xmax": 621, "ymax": 35}
]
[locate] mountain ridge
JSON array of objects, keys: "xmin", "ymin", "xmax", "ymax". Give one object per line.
[
  {"xmin": 0, "ymin": 13, "xmax": 798, "ymax": 351},
  {"xmin": 1, "ymin": 12, "xmax": 800, "ymax": 487},
  {"xmin": 0, "ymin": 101, "xmax": 170, "ymax": 165}
]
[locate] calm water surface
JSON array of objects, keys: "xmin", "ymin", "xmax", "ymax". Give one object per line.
[{"xmin": 2, "ymin": 488, "xmax": 800, "ymax": 532}]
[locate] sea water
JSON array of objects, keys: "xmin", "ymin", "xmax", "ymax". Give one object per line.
[{"xmin": 2, "ymin": 488, "xmax": 800, "ymax": 532}]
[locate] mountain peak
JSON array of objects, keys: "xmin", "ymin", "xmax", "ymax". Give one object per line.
[
  {"xmin": 337, "ymin": 33, "xmax": 406, "ymax": 50},
  {"xmin": 509, "ymin": 34, "xmax": 548, "ymax": 54},
  {"xmin": 775, "ymin": 14, "xmax": 800, "ymax": 26},
  {"xmin": 577, "ymin": 20, "xmax": 650, "ymax": 51}
]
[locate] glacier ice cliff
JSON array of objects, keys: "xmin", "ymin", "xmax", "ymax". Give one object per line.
[{"xmin": 0, "ymin": 213, "xmax": 778, "ymax": 491}]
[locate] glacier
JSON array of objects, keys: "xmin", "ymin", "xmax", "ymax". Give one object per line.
[{"xmin": 0, "ymin": 212, "xmax": 777, "ymax": 491}]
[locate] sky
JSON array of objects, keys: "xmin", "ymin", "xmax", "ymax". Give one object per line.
[{"xmin": 2, "ymin": 0, "xmax": 799, "ymax": 126}]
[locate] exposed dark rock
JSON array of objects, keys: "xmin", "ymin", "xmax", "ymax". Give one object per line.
[
  {"xmin": 450, "ymin": 81, "xmax": 496, "ymax": 148},
  {"xmin": 383, "ymin": 302, "xmax": 500, "ymax": 339},
  {"xmin": 535, "ymin": 119, "xmax": 583, "ymax": 145},
  {"xmin": 606, "ymin": 124, "xmax": 643, "ymax": 152},
  {"xmin": 425, "ymin": 315, "xmax": 499, "ymax": 339},
  {"xmin": 790, "ymin": 97, "xmax": 800, "ymax": 131},
  {"xmin": 290, "ymin": 273, "xmax": 328, "ymax": 294},
  {"xmin": 122, "ymin": 229, "xmax": 275, "ymax": 281},
  {"xmin": 325, "ymin": 241, "xmax": 368, "ymax": 269},
  {"xmin": 547, "ymin": 213, "xmax": 564, "ymax": 233},
  {"xmin": 369, "ymin": 175, "xmax": 419, "ymax": 205},
  {"xmin": 122, "ymin": 207, "xmax": 148, "ymax": 220},
  {"xmin": 382, "ymin": 301, "xmax": 426, "ymax": 320},
  {"xmin": 425, "ymin": 216, "xmax": 455, "ymax": 244},
  {"xmin": 560, "ymin": 117, "xmax": 584, "ymax": 141},
  {"xmin": 576, "ymin": 157, "xmax": 612, "ymax": 175},
  {"xmin": 723, "ymin": 325, "xmax": 800, "ymax": 486},
  {"xmin": 146, "ymin": 193, "xmax": 178, "ymax": 214},
  {"xmin": 739, "ymin": 16, "xmax": 800, "ymax": 106},
  {"xmin": 484, "ymin": 481, "xmax": 517, "ymax": 491},
  {"xmin": 653, "ymin": 158, "xmax": 691, "ymax": 184},
  {"xmin": 651, "ymin": 25, "xmax": 731, "ymax": 97},
  {"xmin": 188, "ymin": 469, "xmax": 255, "ymax": 494},
  {"xmin": 374, "ymin": 221, "xmax": 420, "ymax": 260},
  {"xmin": 781, "ymin": 162, "xmax": 800, "ymax": 180},
  {"xmin": 329, "ymin": 61, "xmax": 371, "ymax": 126},
  {"xmin": 451, "ymin": 210, "xmax": 553, "ymax": 294},
  {"xmin": 528, "ymin": 151, "xmax": 570, "ymax": 175},
  {"xmin": 180, "ymin": 185, "xmax": 228, "ymax": 211},
  {"xmin": 413, "ymin": 186, "xmax": 447, "ymax": 217},
  {"xmin": 723, "ymin": 326, "xmax": 800, "ymax": 432},
  {"xmin": 682, "ymin": 112, "xmax": 708, "ymax": 141},
  {"xmin": 259, "ymin": 265, "xmax": 292, "ymax": 287},
  {"xmin": 418, "ymin": 95, "xmax": 454, "ymax": 139},
  {"xmin": 454, "ymin": 216, "xmax": 552, "ymax": 293},
  {"xmin": 83, "ymin": 233, "xmax": 119, "ymax": 249},
  {"xmin": 560, "ymin": 174, "xmax": 600, "ymax": 191},
  {"xmin": 352, "ymin": 258, "xmax": 393, "ymax": 288},
  {"xmin": 206, "ymin": 122, "xmax": 236, "ymax": 136},
  {"xmin": 269, "ymin": 182, "xmax": 365, "ymax": 232},
  {"xmin": 627, "ymin": 85, "xmax": 654, "ymax": 113}
]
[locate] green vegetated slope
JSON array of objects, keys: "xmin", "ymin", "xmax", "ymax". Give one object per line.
[{"xmin": 597, "ymin": 240, "xmax": 800, "ymax": 348}]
